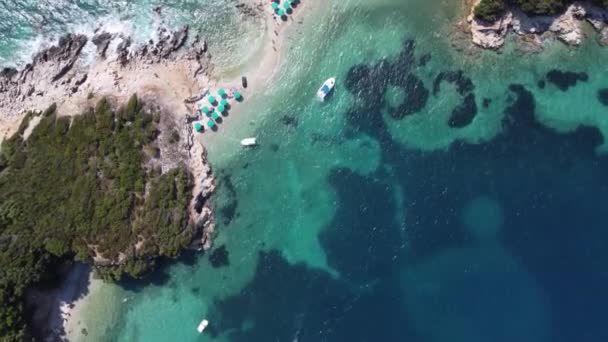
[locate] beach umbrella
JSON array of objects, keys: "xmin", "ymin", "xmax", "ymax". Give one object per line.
[
  {"xmin": 207, "ymin": 120, "xmax": 215, "ymax": 129},
  {"xmin": 194, "ymin": 122, "xmax": 203, "ymax": 132},
  {"xmin": 278, "ymin": 9, "xmax": 285, "ymax": 16},
  {"xmin": 234, "ymin": 91, "xmax": 242, "ymax": 100},
  {"xmin": 211, "ymin": 111, "xmax": 220, "ymax": 120},
  {"xmin": 218, "ymin": 88, "xmax": 226, "ymax": 98},
  {"xmin": 218, "ymin": 104, "xmax": 225, "ymax": 113},
  {"xmin": 283, "ymin": 2, "xmax": 290, "ymax": 9},
  {"xmin": 220, "ymin": 99, "xmax": 229, "ymax": 106},
  {"xmin": 271, "ymin": 2, "xmax": 279, "ymax": 10},
  {"xmin": 201, "ymin": 106, "xmax": 210, "ymax": 114},
  {"xmin": 208, "ymin": 95, "xmax": 216, "ymax": 104}
]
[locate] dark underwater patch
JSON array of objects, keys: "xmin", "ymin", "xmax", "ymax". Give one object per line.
[
  {"xmin": 319, "ymin": 167, "xmax": 404, "ymax": 283},
  {"xmin": 208, "ymin": 244, "xmax": 230, "ymax": 268},
  {"xmin": 344, "ymin": 39, "xmax": 429, "ymax": 121},
  {"xmin": 209, "ymin": 250, "xmax": 419, "ymax": 342},
  {"xmin": 433, "ymin": 70, "xmax": 478, "ymax": 128},
  {"xmin": 482, "ymin": 97, "xmax": 492, "ymax": 108},
  {"xmin": 597, "ymin": 88, "xmax": 608, "ymax": 106},
  {"xmin": 432, "ymin": 70, "xmax": 474, "ymax": 96},
  {"xmin": 537, "ymin": 79, "xmax": 546, "ymax": 89},
  {"xmin": 218, "ymin": 175, "xmax": 238, "ymax": 226},
  {"xmin": 545, "ymin": 69, "xmax": 588, "ymax": 91},
  {"xmin": 280, "ymin": 115, "xmax": 299, "ymax": 128},
  {"xmin": 449, "ymin": 93, "xmax": 478, "ymax": 128},
  {"xmin": 418, "ymin": 53, "xmax": 431, "ymax": 67},
  {"xmin": 387, "ymin": 75, "xmax": 429, "ymax": 119}
]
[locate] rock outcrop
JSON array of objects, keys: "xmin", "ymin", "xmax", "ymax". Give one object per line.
[
  {"xmin": 469, "ymin": 11, "xmax": 513, "ymax": 49},
  {"xmin": 468, "ymin": 1, "xmax": 608, "ymax": 49}
]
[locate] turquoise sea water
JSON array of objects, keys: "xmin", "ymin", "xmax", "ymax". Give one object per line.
[{"xmin": 5, "ymin": 0, "xmax": 608, "ymax": 341}]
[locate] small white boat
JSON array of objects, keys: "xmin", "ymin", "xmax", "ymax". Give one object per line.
[
  {"xmin": 197, "ymin": 319, "xmax": 209, "ymax": 333},
  {"xmin": 317, "ymin": 77, "xmax": 336, "ymax": 101},
  {"xmin": 241, "ymin": 138, "xmax": 257, "ymax": 147}
]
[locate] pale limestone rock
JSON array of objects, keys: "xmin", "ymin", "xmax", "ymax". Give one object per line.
[{"xmin": 470, "ymin": 12, "xmax": 513, "ymax": 49}]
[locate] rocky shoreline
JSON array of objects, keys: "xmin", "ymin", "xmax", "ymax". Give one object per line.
[
  {"xmin": 0, "ymin": 24, "xmax": 219, "ymax": 267},
  {"xmin": 467, "ymin": 0, "xmax": 608, "ymax": 50}
]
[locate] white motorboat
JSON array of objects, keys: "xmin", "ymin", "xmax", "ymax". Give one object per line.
[
  {"xmin": 197, "ymin": 319, "xmax": 209, "ymax": 333},
  {"xmin": 241, "ymin": 138, "xmax": 257, "ymax": 147},
  {"xmin": 317, "ymin": 77, "xmax": 336, "ymax": 101}
]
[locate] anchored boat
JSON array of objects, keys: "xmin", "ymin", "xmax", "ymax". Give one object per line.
[
  {"xmin": 317, "ymin": 77, "xmax": 336, "ymax": 101},
  {"xmin": 197, "ymin": 319, "xmax": 209, "ymax": 333},
  {"xmin": 241, "ymin": 138, "xmax": 257, "ymax": 147}
]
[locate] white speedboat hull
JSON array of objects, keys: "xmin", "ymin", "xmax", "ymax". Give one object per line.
[
  {"xmin": 241, "ymin": 138, "xmax": 257, "ymax": 146},
  {"xmin": 197, "ymin": 319, "xmax": 209, "ymax": 333},
  {"xmin": 317, "ymin": 77, "xmax": 336, "ymax": 101}
]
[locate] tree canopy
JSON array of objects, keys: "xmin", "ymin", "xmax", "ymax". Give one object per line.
[{"xmin": 0, "ymin": 96, "xmax": 194, "ymax": 340}]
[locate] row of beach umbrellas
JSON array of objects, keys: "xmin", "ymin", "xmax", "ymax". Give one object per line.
[
  {"xmin": 194, "ymin": 88, "xmax": 244, "ymax": 132},
  {"xmin": 271, "ymin": 0, "xmax": 297, "ymax": 16}
]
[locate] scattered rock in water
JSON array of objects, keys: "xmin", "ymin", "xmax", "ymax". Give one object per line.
[
  {"xmin": 598, "ymin": 26, "xmax": 608, "ymax": 46},
  {"xmin": 545, "ymin": 69, "xmax": 588, "ymax": 91},
  {"xmin": 92, "ymin": 32, "xmax": 114, "ymax": 59},
  {"xmin": 116, "ymin": 37, "xmax": 132, "ymax": 66},
  {"xmin": 597, "ymin": 88, "xmax": 608, "ymax": 106},
  {"xmin": 537, "ymin": 79, "xmax": 546, "ymax": 89}
]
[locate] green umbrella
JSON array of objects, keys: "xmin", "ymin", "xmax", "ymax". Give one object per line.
[
  {"xmin": 201, "ymin": 106, "xmax": 210, "ymax": 114},
  {"xmin": 271, "ymin": 2, "xmax": 279, "ymax": 10},
  {"xmin": 278, "ymin": 9, "xmax": 285, "ymax": 16},
  {"xmin": 208, "ymin": 95, "xmax": 216, "ymax": 104},
  {"xmin": 234, "ymin": 91, "xmax": 242, "ymax": 100},
  {"xmin": 211, "ymin": 111, "xmax": 220, "ymax": 120},
  {"xmin": 218, "ymin": 88, "xmax": 226, "ymax": 97},
  {"xmin": 218, "ymin": 104, "xmax": 225, "ymax": 113},
  {"xmin": 220, "ymin": 99, "xmax": 229, "ymax": 106},
  {"xmin": 194, "ymin": 122, "xmax": 203, "ymax": 132},
  {"xmin": 207, "ymin": 120, "xmax": 215, "ymax": 128},
  {"xmin": 283, "ymin": 2, "xmax": 290, "ymax": 9}
]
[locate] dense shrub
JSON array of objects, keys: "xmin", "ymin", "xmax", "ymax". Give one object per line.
[
  {"xmin": 514, "ymin": 0, "xmax": 567, "ymax": 15},
  {"xmin": 474, "ymin": 0, "xmax": 506, "ymax": 22}
]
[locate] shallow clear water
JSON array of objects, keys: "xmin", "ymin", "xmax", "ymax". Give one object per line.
[{"xmin": 5, "ymin": 0, "xmax": 608, "ymax": 341}]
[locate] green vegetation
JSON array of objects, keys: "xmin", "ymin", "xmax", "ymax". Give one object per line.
[
  {"xmin": 474, "ymin": 0, "xmax": 608, "ymax": 21},
  {"xmin": 0, "ymin": 96, "xmax": 195, "ymax": 340},
  {"xmin": 474, "ymin": 0, "xmax": 506, "ymax": 22},
  {"xmin": 513, "ymin": 0, "xmax": 568, "ymax": 15}
]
